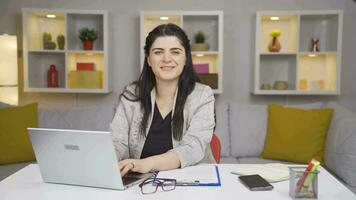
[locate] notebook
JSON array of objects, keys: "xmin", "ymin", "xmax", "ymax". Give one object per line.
[
  {"xmin": 231, "ymin": 163, "xmax": 289, "ymax": 183},
  {"xmin": 27, "ymin": 128, "xmax": 152, "ymax": 190}
]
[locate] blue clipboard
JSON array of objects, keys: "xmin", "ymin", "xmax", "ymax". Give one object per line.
[{"xmin": 176, "ymin": 165, "xmax": 221, "ymax": 187}]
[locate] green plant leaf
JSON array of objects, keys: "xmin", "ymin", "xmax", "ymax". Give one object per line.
[{"xmin": 78, "ymin": 27, "xmax": 98, "ymax": 41}]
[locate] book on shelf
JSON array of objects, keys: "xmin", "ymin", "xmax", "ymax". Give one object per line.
[
  {"xmin": 193, "ymin": 63, "xmax": 209, "ymax": 74},
  {"xmin": 76, "ymin": 62, "xmax": 95, "ymax": 71}
]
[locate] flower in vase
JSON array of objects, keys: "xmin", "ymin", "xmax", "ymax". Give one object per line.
[
  {"xmin": 269, "ymin": 29, "xmax": 281, "ymax": 37},
  {"xmin": 268, "ymin": 29, "xmax": 282, "ymax": 52}
]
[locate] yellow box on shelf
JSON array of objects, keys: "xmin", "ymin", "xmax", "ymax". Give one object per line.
[{"xmin": 68, "ymin": 71, "xmax": 103, "ymax": 89}]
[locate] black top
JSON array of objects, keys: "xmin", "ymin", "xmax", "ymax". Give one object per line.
[{"xmin": 140, "ymin": 103, "xmax": 173, "ymax": 159}]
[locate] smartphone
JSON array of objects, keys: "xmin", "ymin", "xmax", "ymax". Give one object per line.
[{"xmin": 238, "ymin": 174, "xmax": 274, "ymax": 191}]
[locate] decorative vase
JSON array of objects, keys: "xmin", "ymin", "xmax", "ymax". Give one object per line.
[
  {"xmin": 309, "ymin": 38, "xmax": 320, "ymax": 52},
  {"xmin": 47, "ymin": 64, "xmax": 59, "ymax": 87},
  {"xmin": 268, "ymin": 37, "xmax": 281, "ymax": 52},
  {"xmin": 191, "ymin": 43, "xmax": 209, "ymax": 51},
  {"xmin": 57, "ymin": 35, "xmax": 65, "ymax": 50},
  {"xmin": 83, "ymin": 40, "xmax": 94, "ymax": 50}
]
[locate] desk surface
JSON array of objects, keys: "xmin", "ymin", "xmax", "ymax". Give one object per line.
[{"xmin": 0, "ymin": 164, "xmax": 354, "ymax": 200}]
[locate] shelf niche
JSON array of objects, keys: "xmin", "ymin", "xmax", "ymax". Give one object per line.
[
  {"xmin": 183, "ymin": 15, "xmax": 219, "ymax": 52},
  {"xmin": 25, "ymin": 11, "xmax": 65, "ymax": 50},
  {"xmin": 259, "ymin": 55, "xmax": 297, "ymax": 91},
  {"xmin": 259, "ymin": 15, "xmax": 298, "ymax": 53},
  {"xmin": 28, "ymin": 52, "xmax": 65, "ymax": 88},
  {"xmin": 67, "ymin": 14, "xmax": 104, "ymax": 51},
  {"xmin": 299, "ymin": 14, "xmax": 339, "ymax": 52},
  {"xmin": 298, "ymin": 53, "xmax": 336, "ymax": 91}
]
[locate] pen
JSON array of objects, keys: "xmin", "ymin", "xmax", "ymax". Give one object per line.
[
  {"xmin": 301, "ymin": 161, "xmax": 320, "ymax": 193},
  {"xmin": 176, "ymin": 180, "xmax": 200, "ymax": 186},
  {"xmin": 295, "ymin": 158, "xmax": 318, "ymax": 193}
]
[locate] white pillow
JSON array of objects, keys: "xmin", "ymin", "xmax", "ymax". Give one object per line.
[{"xmin": 324, "ymin": 102, "xmax": 356, "ymax": 187}]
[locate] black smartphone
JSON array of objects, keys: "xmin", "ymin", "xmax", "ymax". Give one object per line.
[{"xmin": 238, "ymin": 174, "xmax": 274, "ymax": 191}]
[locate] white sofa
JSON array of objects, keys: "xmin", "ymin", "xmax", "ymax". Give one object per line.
[
  {"xmin": 1, "ymin": 101, "xmax": 355, "ymax": 195},
  {"xmin": 215, "ymin": 100, "xmax": 356, "ymax": 194}
]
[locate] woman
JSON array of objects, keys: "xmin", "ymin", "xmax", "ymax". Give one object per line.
[{"xmin": 110, "ymin": 23, "xmax": 215, "ymax": 176}]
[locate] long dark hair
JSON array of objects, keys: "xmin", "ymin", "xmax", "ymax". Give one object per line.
[{"xmin": 121, "ymin": 23, "xmax": 198, "ymax": 141}]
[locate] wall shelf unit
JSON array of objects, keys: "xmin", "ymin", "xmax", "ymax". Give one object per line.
[
  {"xmin": 140, "ymin": 11, "xmax": 223, "ymax": 94},
  {"xmin": 22, "ymin": 8, "xmax": 110, "ymax": 93},
  {"xmin": 253, "ymin": 10, "xmax": 343, "ymax": 95}
]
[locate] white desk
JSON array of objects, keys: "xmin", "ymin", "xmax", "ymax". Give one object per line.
[{"xmin": 0, "ymin": 164, "xmax": 354, "ymax": 200}]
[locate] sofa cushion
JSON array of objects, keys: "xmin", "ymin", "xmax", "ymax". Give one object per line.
[
  {"xmin": 229, "ymin": 102, "xmax": 324, "ymax": 158},
  {"xmin": 215, "ymin": 99, "xmax": 230, "ymax": 156},
  {"xmin": 324, "ymin": 102, "xmax": 356, "ymax": 187},
  {"xmin": 230, "ymin": 103, "xmax": 267, "ymax": 157},
  {"xmin": 220, "ymin": 156, "xmax": 239, "ymax": 164},
  {"xmin": 0, "ymin": 103, "xmax": 37, "ymax": 164},
  {"xmin": 0, "ymin": 101, "xmax": 13, "ymax": 109},
  {"xmin": 238, "ymin": 157, "xmax": 296, "ymax": 165},
  {"xmin": 38, "ymin": 105, "xmax": 115, "ymax": 131},
  {"xmin": 261, "ymin": 104, "xmax": 333, "ymax": 164},
  {"xmin": 286, "ymin": 102, "xmax": 324, "ymax": 109}
]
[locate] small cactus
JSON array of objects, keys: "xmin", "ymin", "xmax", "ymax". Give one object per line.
[
  {"xmin": 44, "ymin": 41, "xmax": 56, "ymax": 50},
  {"xmin": 57, "ymin": 34, "xmax": 65, "ymax": 50},
  {"xmin": 43, "ymin": 32, "xmax": 52, "ymax": 44},
  {"xmin": 194, "ymin": 31, "xmax": 206, "ymax": 43},
  {"xmin": 43, "ymin": 32, "xmax": 56, "ymax": 49}
]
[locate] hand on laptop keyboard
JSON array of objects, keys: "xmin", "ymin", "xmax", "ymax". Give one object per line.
[{"xmin": 119, "ymin": 158, "xmax": 154, "ymax": 176}]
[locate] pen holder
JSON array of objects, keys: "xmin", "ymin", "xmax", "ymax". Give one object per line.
[{"xmin": 289, "ymin": 167, "xmax": 319, "ymax": 199}]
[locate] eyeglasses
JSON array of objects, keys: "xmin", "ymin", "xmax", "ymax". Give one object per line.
[{"xmin": 139, "ymin": 171, "xmax": 176, "ymax": 194}]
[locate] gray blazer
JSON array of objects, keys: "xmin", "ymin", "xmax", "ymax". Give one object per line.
[{"xmin": 110, "ymin": 83, "xmax": 216, "ymax": 168}]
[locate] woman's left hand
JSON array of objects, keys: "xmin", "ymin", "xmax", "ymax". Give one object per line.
[{"xmin": 119, "ymin": 159, "xmax": 153, "ymax": 176}]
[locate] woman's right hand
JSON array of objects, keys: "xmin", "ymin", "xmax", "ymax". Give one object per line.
[
  {"xmin": 119, "ymin": 158, "xmax": 153, "ymax": 176},
  {"xmin": 119, "ymin": 159, "xmax": 135, "ymax": 176}
]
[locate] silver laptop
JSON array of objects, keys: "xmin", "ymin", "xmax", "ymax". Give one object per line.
[{"xmin": 27, "ymin": 128, "xmax": 152, "ymax": 190}]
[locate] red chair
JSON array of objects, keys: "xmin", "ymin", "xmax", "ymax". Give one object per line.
[{"xmin": 210, "ymin": 133, "xmax": 221, "ymax": 163}]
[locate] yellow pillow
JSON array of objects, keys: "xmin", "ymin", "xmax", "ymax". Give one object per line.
[
  {"xmin": 0, "ymin": 103, "xmax": 38, "ymax": 164},
  {"xmin": 261, "ymin": 104, "xmax": 333, "ymax": 164}
]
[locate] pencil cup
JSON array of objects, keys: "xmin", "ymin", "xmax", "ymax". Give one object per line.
[{"xmin": 289, "ymin": 167, "xmax": 319, "ymax": 199}]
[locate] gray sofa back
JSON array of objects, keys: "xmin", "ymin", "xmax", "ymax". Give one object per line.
[
  {"xmin": 215, "ymin": 100, "xmax": 356, "ymax": 193},
  {"xmin": 38, "ymin": 105, "xmax": 115, "ymax": 131}
]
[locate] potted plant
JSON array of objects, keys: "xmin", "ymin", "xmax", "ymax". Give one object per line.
[
  {"xmin": 191, "ymin": 31, "xmax": 209, "ymax": 51},
  {"xmin": 78, "ymin": 27, "xmax": 98, "ymax": 50}
]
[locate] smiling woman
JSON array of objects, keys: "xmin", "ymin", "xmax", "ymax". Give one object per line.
[
  {"xmin": 110, "ymin": 24, "xmax": 216, "ymax": 176},
  {"xmin": 147, "ymin": 36, "xmax": 186, "ymax": 84}
]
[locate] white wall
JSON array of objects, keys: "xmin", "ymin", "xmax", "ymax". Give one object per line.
[{"xmin": 0, "ymin": 0, "xmax": 355, "ymax": 111}]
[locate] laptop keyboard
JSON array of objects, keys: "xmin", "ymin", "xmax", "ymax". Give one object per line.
[
  {"xmin": 122, "ymin": 172, "xmax": 153, "ymax": 186},
  {"xmin": 122, "ymin": 176, "xmax": 141, "ymax": 185}
]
